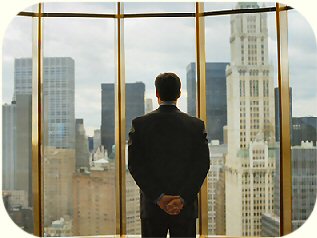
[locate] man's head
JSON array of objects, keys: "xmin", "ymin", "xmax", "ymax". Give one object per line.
[{"xmin": 155, "ymin": 72, "xmax": 181, "ymax": 102}]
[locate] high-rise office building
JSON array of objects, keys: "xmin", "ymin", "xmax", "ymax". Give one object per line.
[
  {"xmin": 101, "ymin": 82, "xmax": 145, "ymax": 153},
  {"xmin": 14, "ymin": 57, "xmax": 75, "ymax": 149},
  {"xmin": 75, "ymin": 119, "xmax": 90, "ymax": 169},
  {"xmin": 15, "ymin": 94, "xmax": 32, "ymax": 207},
  {"xmin": 262, "ymin": 141, "xmax": 317, "ymax": 236},
  {"xmin": 93, "ymin": 129, "xmax": 101, "ymax": 152},
  {"xmin": 187, "ymin": 62, "xmax": 229, "ymax": 143},
  {"xmin": 292, "ymin": 117, "xmax": 317, "ymax": 146},
  {"xmin": 145, "ymin": 98, "xmax": 153, "ymax": 114},
  {"xmin": 225, "ymin": 3, "xmax": 276, "ymax": 236},
  {"xmin": 2, "ymin": 102, "xmax": 16, "ymax": 190}
]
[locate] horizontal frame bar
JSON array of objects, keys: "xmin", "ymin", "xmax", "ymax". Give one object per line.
[{"xmin": 17, "ymin": 6, "xmax": 294, "ymax": 19}]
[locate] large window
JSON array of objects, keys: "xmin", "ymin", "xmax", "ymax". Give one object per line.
[
  {"xmin": 124, "ymin": 3, "xmax": 196, "ymax": 234},
  {"xmin": 1, "ymin": 2, "xmax": 316, "ymax": 237},
  {"xmin": 42, "ymin": 6, "xmax": 116, "ymax": 235}
]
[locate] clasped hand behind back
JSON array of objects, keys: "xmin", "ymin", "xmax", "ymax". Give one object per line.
[{"xmin": 157, "ymin": 195, "xmax": 184, "ymax": 215}]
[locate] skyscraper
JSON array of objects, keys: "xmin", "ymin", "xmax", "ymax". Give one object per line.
[
  {"xmin": 15, "ymin": 94, "xmax": 33, "ymax": 207},
  {"xmin": 187, "ymin": 62, "xmax": 229, "ymax": 143},
  {"xmin": 14, "ymin": 57, "xmax": 75, "ymax": 149},
  {"xmin": 225, "ymin": 2, "xmax": 275, "ymax": 236},
  {"xmin": 75, "ymin": 119, "xmax": 90, "ymax": 169},
  {"xmin": 2, "ymin": 102, "xmax": 16, "ymax": 190},
  {"xmin": 101, "ymin": 82, "xmax": 145, "ymax": 153}
]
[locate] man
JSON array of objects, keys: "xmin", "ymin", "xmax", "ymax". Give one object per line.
[{"xmin": 128, "ymin": 72, "xmax": 210, "ymax": 237}]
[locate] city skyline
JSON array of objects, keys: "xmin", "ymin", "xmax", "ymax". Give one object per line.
[{"xmin": 2, "ymin": 3, "xmax": 317, "ymax": 138}]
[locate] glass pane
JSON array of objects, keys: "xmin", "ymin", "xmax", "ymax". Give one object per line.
[
  {"xmin": 2, "ymin": 16, "xmax": 34, "ymax": 234},
  {"xmin": 124, "ymin": 3, "xmax": 196, "ymax": 236},
  {"xmin": 205, "ymin": 2, "xmax": 279, "ymax": 236},
  {"xmin": 288, "ymin": 9, "xmax": 317, "ymax": 233},
  {"xmin": 43, "ymin": 2, "xmax": 115, "ymax": 14},
  {"xmin": 124, "ymin": 2, "xmax": 194, "ymax": 14},
  {"xmin": 204, "ymin": 2, "xmax": 276, "ymax": 12},
  {"xmin": 42, "ymin": 16, "xmax": 116, "ymax": 236}
]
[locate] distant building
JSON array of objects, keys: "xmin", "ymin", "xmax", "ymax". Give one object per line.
[
  {"xmin": 145, "ymin": 98, "xmax": 153, "ymax": 114},
  {"xmin": 75, "ymin": 119, "xmax": 90, "ymax": 169},
  {"xmin": 93, "ymin": 129, "xmax": 101, "ymax": 152},
  {"xmin": 187, "ymin": 62, "xmax": 229, "ymax": 143},
  {"xmin": 14, "ymin": 57, "xmax": 75, "ymax": 149},
  {"xmin": 292, "ymin": 117, "xmax": 317, "ymax": 146},
  {"xmin": 15, "ymin": 94, "xmax": 32, "ymax": 207},
  {"xmin": 72, "ymin": 147, "xmax": 115, "ymax": 236},
  {"xmin": 44, "ymin": 216, "xmax": 72, "ymax": 237},
  {"xmin": 261, "ymin": 141, "xmax": 317, "ymax": 236},
  {"xmin": 225, "ymin": 3, "xmax": 276, "ymax": 236},
  {"xmin": 101, "ymin": 82, "xmax": 145, "ymax": 153},
  {"xmin": 43, "ymin": 147, "xmax": 75, "ymax": 226},
  {"xmin": 2, "ymin": 102, "xmax": 16, "ymax": 190},
  {"xmin": 207, "ymin": 141, "xmax": 227, "ymax": 234}
]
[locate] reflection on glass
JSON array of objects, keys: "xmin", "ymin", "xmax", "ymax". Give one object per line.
[
  {"xmin": 2, "ymin": 16, "xmax": 34, "ymax": 234},
  {"xmin": 205, "ymin": 2, "xmax": 278, "ymax": 236},
  {"xmin": 124, "ymin": 3, "xmax": 196, "ymax": 234},
  {"xmin": 42, "ymin": 17, "xmax": 115, "ymax": 236},
  {"xmin": 288, "ymin": 9, "xmax": 317, "ymax": 233}
]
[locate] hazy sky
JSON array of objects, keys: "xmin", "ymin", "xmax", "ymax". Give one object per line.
[{"xmin": 2, "ymin": 2, "xmax": 317, "ymax": 136}]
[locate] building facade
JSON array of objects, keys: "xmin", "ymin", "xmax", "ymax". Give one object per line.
[
  {"xmin": 225, "ymin": 2, "xmax": 276, "ymax": 236},
  {"xmin": 262, "ymin": 141, "xmax": 317, "ymax": 236},
  {"xmin": 187, "ymin": 62, "xmax": 229, "ymax": 143},
  {"xmin": 14, "ymin": 57, "xmax": 75, "ymax": 149},
  {"xmin": 207, "ymin": 141, "xmax": 227, "ymax": 234},
  {"xmin": 292, "ymin": 117, "xmax": 317, "ymax": 146},
  {"xmin": 2, "ymin": 102, "xmax": 16, "ymax": 190},
  {"xmin": 43, "ymin": 147, "xmax": 76, "ymax": 226},
  {"xmin": 101, "ymin": 82, "xmax": 145, "ymax": 153},
  {"xmin": 75, "ymin": 118, "xmax": 90, "ymax": 169},
  {"xmin": 72, "ymin": 147, "xmax": 115, "ymax": 236}
]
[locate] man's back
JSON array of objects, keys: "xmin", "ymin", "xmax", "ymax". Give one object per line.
[
  {"xmin": 128, "ymin": 72, "xmax": 209, "ymax": 237},
  {"xmin": 128, "ymin": 104, "xmax": 210, "ymax": 219}
]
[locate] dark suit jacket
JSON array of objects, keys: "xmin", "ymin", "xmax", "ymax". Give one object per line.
[{"xmin": 128, "ymin": 105, "xmax": 210, "ymax": 219}]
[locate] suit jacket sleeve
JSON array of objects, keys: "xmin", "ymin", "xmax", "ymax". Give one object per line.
[
  {"xmin": 128, "ymin": 119, "xmax": 163, "ymax": 203},
  {"xmin": 179, "ymin": 120, "xmax": 210, "ymax": 204}
]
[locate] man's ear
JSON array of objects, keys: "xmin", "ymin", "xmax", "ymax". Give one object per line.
[{"xmin": 156, "ymin": 90, "xmax": 159, "ymax": 98}]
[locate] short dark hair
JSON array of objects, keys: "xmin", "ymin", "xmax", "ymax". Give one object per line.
[{"xmin": 155, "ymin": 72, "xmax": 181, "ymax": 101}]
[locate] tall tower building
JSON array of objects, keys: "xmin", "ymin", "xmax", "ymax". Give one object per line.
[
  {"xmin": 14, "ymin": 57, "xmax": 75, "ymax": 149},
  {"xmin": 187, "ymin": 62, "xmax": 229, "ymax": 143},
  {"xmin": 101, "ymin": 82, "xmax": 145, "ymax": 153},
  {"xmin": 75, "ymin": 119, "xmax": 90, "ymax": 169},
  {"xmin": 2, "ymin": 102, "xmax": 16, "ymax": 190},
  {"xmin": 225, "ymin": 2, "xmax": 275, "ymax": 236},
  {"xmin": 145, "ymin": 98, "xmax": 153, "ymax": 114}
]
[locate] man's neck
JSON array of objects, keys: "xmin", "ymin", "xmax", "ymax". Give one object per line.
[{"xmin": 159, "ymin": 101, "xmax": 177, "ymax": 106}]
